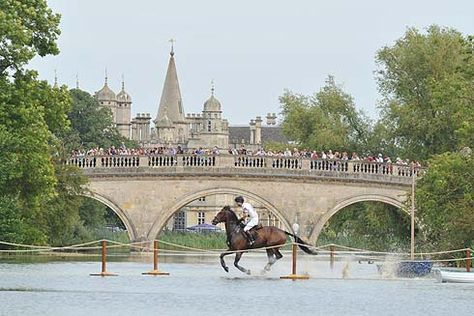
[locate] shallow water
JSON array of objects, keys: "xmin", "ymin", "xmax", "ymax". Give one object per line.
[{"xmin": 0, "ymin": 254, "xmax": 472, "ymax": 316}]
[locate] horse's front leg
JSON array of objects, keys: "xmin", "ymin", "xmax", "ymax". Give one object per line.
[
  {"xmin": 220, "ymin": 250, "xmax": 232, "ymax": 272},
  {"xmin": 234, "ymin": 251, "xmax": 250, "ymax": 275}
]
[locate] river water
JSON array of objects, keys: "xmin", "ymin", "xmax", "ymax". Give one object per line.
[{"xmin": 0, "ymin": 254, "xmax": 472, "ymax": 316}]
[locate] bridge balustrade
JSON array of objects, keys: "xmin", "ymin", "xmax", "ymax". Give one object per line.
[
  {"xmin": 100, "ymin": 156, "xmax": 140, "ymax": 167},
  {"xmin": 182, "ymin": 155, "xmax": 216, "ymax": 167},
  {"xmin": 352, "ymin": 162, "xmax": 393, "ymax": 175},
  {"xmin": 270, "ymin": 157, "xmax": 302, "ymax": 169},
  {"xmin": 310, "ymin": 159, "xmax": 348, "ymax": 172},
  {"xmin": 67, "ymin": 157, "xmax": 97, "ymax": 168},
  {"xmin": 234, "ymin": 156, "xmax": 266, "ymax": 168},
  {"xmin": 67, "ymin": 154, "xmax": 423, "ymax": 181},
  {"xmin": 148, "ymin": 155, "xmax": 177, "ymax": 167}
]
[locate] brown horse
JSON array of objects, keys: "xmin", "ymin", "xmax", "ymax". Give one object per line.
[{"xmin": 211, "ymin": 205, "xmax": 317, "ymax": 274}]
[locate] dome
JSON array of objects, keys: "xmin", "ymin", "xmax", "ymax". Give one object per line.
[
  {"xmin": 96, "ymin": 83, "xmax": 116, "ymax": 101},
  {"xmin": 117, "ymin": 89, "xmax": 132, "ymax": 102},
  {"xmin": 203, "ymin": 95, "xmax": 221, "ymax": 112},
  {"xmin": 156, "ymin": 113, "xmax": 173, "ymax": 127}
]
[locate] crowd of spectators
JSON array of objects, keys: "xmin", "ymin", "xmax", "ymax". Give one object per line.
[{"xmin": 71, "ymin": 143, "xmax": 421, "ymax": 167}]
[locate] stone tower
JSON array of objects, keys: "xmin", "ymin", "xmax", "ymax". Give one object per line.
[
  {"xmin": 95, "ymin": 74, "xmax": 117, "ymax": 123},
  {"xmin": 115, "ymin": 77, "xmax": 132, "ymax": 139},
  {"xmin": 187, "ymin": 84, "xmax": 229, "ymax": 149}
]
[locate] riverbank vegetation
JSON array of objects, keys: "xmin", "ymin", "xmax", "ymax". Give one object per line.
[{"xmin": 0, "ymin": 1, "xmax": 472, "ymax": 253}]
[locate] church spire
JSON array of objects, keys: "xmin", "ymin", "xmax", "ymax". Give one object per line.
[
  {"xmin": 76, "ymin": 73, "xmax": 79, "ymax": 89},
  {"xmin": 154, "ymin": 41, "xmax": 185, "ymax": 125}
]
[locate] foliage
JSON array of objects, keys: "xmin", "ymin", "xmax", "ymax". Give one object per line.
[
  {"xmin": 415, "ymin": 151, "xmax": 474, "ymax": 251},
  {"xmin": 67, "ymin": 89, "xmax": 136, "ymax": 151},
  {"xmin": 0, "ymin": 73, "xmax": 61, "ymax": 244},
  {"xmin": 78, "ymin": 198, "xmax": 108, "ymax": 229},
  {"xmin": 280, "ymin": 76, "xmax": 371, "ymax": 154},
  {"xmin": 0, "ymin": 194, "xmax": 44, "ymax": 246},
  {"xmin": 0, "ymin": 0, "xmax": 61, "ymax": 75},
  {"xmin": 159, "ymin": 230, "xmax": 226, "ymax": 250},
  {"xmin": 376, "ymin": 25, "xmax": 474, "ymax": 162},
  {"xmin": 317, "ymin": 202, "xmax": 411, "ymax": 251}
]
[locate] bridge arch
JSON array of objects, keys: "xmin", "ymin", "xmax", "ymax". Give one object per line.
[
  {"xmin": 147, "ymin": 187, "xmax": 293, "ymax": 240},
  {"xmin": 308, "ymin": 194, "xmax": 408, "ymax": 244},
  {"xmin": 82, "ymin": 192, "xmax": 138, "ymax": 241}
]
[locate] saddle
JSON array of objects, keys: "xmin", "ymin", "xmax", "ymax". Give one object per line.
[{"xmin": 250, "ymin": 223, "xmax": 263, "ymax": 231}]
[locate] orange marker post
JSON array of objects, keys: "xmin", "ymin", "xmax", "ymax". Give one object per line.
[
  {"xmin": 90, "ymin": 240, "xmax": 117, "ymax": 277},
  {"xmin": 143, "ymin": 240, "xmax": 170, "ymax": 276},
  {"xmin": 280, "ymin": 242, "xmax": 309, "ymax": 281},
  {"xmin": 467, "ymin": 248, "xmax": 471, "ymax": 273}
]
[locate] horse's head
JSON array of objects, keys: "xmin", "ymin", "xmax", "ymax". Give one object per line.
[{"xmin": 212, "ymin": 205, "xmax": 232, "ymax": 225}]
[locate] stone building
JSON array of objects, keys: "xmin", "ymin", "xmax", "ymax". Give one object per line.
[
  {"xmin": 95, "ymin": 46, "xmax": 286, "ymax": 151},
  {"xmin": 95, "ymin": 76, "xmax": 132, "ymax": 139},
  {"xmin": 95, "ymin": 47, "xmax": 230, "ymax": 150}
]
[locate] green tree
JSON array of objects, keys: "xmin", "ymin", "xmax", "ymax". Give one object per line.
[
  {"xmin": 67, "ymin": 89, "xmax": 136, "ymax": 151},
  {"xmin": 0, "ymin": 0, "xmax": 89, "ymax": 245},
  {"xmin": 318, "ymin": 202, "xmax": 411, "ymax": 251},
  {"xmin": 0, "ymin": 74, "xmax": 59, "ymax": 244},
  {"xmin": 376, "ymin": 25, "xmax": 474, "ymax": 162},
  {"xmin": 0, "ymin": 0, "xmax": 61, "ymax": 75},
  {"xmin": 280, "ymin": 76, "xmax": 371, "ymax": 153},
  {"xmin": 415, "ymin": 151, "xmax": 474, "ymax": 251}
]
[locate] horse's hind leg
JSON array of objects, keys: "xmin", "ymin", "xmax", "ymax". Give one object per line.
[
  {"xmin": 220, "ymin": 251, "xmax": 232, "ymax": 273},
  {"xmin": 234, "ymin": 252, "xmax": 250, "ymax": 275},
  {"xmin": 275, "ymin": 249, "xmax": 283, "ymax": 260},
  {"xmin": 264, "ymin": 249, "xmax": 277, "ymax": 272}
]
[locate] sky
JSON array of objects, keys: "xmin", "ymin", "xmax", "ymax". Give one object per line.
[{"xmin": 30, "ymin": 0, "xmax": 474, "ymax": 125}]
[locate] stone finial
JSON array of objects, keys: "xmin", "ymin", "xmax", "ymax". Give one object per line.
[
  {"xmin": 266, "ymin": 113, "xmax": 276, "ymax": 125},
  {"xmin": 169, "ymin": 38, "xmax": 176, "ymax": 56}
]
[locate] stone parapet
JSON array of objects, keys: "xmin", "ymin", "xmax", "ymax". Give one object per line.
[{"xmin": 67, "ymin": 154, "xmax": 422, "ymax": 186}]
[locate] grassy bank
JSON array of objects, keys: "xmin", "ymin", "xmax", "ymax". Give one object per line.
[{"xmin": 157, "ymin": 231, "xmax": 227, "ymax": 251}]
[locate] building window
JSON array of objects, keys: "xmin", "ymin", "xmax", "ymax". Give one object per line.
[
  {"xmin": 173, "ymin": 211, "xmax": 186, "ymax": 231},
  {"xmin": 207, "ymin": 120, "xmax": 211, "ymax": 132},
  {"xmin": 198, "ymin": 196, "xmax": 206, "ymax": 202},
  {"xmin": 198, "ymin": 212, "xmax": 205, "ymax": 225}
]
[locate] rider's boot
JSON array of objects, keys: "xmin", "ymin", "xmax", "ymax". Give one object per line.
[{"xmin": 244, "ymin": 230, "xmax": 254, "ymax": 246}]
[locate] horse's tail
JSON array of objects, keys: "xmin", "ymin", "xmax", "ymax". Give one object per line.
[{"xmin": 284, "ymin": 231, "xmax": 318, "ymax": 255}]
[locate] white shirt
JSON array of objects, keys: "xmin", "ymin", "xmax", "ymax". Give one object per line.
[{"xmin": 242, "ymin": 202, "xmax": 258, "ymax": 221}]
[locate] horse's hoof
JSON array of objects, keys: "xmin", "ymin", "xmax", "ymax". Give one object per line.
[
  {"xmin": 224, "ymin": 266, "xmax": 229, "ymax": 273},
  {"xmin": 246, "ymin": 270, "xmax": 251, "ymax": 275}
]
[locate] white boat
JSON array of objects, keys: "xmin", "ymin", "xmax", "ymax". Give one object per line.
[{"xmin": 434, "ymin": 269, "xmax": 474, "ymax": 283}]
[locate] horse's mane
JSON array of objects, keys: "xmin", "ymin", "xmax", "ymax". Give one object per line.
[{"xmin": 222, "ymin": 205, "xmax": 239, "ymax": 221}]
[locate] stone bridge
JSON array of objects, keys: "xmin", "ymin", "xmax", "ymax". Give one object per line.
[{"xmin": 69, "ymin": 154, "xmax": 419, "ymax": 245}]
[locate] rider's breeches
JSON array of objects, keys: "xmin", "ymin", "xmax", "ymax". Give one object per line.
[{"xmin": 244, "ymin": 218, "xmax": 258, "ymax": 231}]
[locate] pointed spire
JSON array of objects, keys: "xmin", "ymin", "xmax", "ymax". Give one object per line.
[
  {"xmin": 76, "ymin": 73, "xmax": 79, "ymax": 89},
  {"xmin": 54, "ymin": 69, "xmax": 58, "ymax": 87},
  {"xmin": 154, "ymin": 44, "xmax": 185, "ymax": 125},
  {"xmin": 121, "ymin": 74, "xmax": 125, "ymax": 91},
  {"xmin": 210, "ymin": 79, "xmax": 215, "ymax": 96},
  {"xmin": 105, "ymin": 67, "xmax": 108, "ymax": 85}
]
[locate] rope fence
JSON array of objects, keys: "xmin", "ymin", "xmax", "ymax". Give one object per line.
[{"xmin": 0, "ymin": 239, "xmax": 472, "ymax": 276}]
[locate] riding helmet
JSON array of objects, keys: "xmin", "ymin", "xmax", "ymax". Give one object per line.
[{"xmin": 234, "ymin": 196, "xmax": 244, "ymax": 203}]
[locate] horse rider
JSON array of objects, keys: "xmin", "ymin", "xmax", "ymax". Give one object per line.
[{"xmin": 234, "ymin": 196, "xmax": 259, "ymax": 245}]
